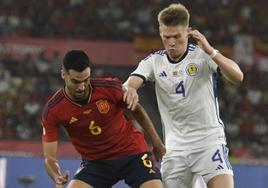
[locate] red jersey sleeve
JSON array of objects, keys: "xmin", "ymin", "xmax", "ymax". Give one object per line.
[{"xmin": 41, "ymin": 95, "xmax": 62, "ymax": 142}]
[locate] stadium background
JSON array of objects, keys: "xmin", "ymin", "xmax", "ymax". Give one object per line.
[{"xmin": 0, "ymin": 0, "xmax": 267, "ymax": 187}]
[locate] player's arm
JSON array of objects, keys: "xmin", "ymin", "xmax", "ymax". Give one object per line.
[
  {"xmin": 131, "ymin": 103, "xmax": 166, "ymax": 160},
  {"xmin": 209, "ymin": 51, "xmax": 244, "ymax": 84},
  {"xmin": 189, "ymin": 29, "xmax": 244, "ymax": 84},
  {"xmin": 123, "ymin": 76, "xmax": 144, "ymax": 110},
  {"xmin": 43, "ymin": 141, "xmax": 69, "ymax": 188}
]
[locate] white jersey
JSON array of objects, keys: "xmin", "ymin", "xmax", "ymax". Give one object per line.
[{"xmin": 131, "ymin": 44, "xmax": 226, "ymax": 150}]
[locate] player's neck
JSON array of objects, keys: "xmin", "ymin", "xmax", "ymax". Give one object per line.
[
  {"xmin": 167, "ymin": 46, "xmax": 188, "ymax": 63},
  {"xmin": 64, "ymin": 86, "xmax": 90, "ymax": 105}
]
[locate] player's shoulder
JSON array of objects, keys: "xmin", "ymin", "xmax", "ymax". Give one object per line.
[
  {"xmin": 141, "ymin": 50, "xmax": 166, "ymax": 62},
  {"xmin": 188, "ymin": 43, "xmax": 205, "ymax": 55},
  {"xmin": 188, "ymin": 43, "xmax": 197, "ymax": 51},
  {"xmin": 42, "ymin": 89, "xmax": 65, "ymax": 118},
  {"xmin": 90, "ymin": 77, "xmax": 122, "ymax": 90},
  {"xmin": 45, "ymin": 89, "xmax": 65, "ymax": 108},
  {"xmin": 152, "ymin": 50, "xmax": 166, "ymax": 56}
]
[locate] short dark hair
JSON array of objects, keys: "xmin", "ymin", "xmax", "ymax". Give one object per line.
[{"xmin": 62, "ymin": 50, "xmax": 91, "ymax": 72}]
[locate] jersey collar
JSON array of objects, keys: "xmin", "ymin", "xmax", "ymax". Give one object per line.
[
  {"xmin": 166, "ymin": 44, "xmax": 189, "ymax": 64},
  {"xmin": 63, "ymin": 84, "xmax": 93, "ymax": 106}
]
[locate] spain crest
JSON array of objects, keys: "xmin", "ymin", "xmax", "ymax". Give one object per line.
[{"xmin": 96, "ymin": 100, "xmax": 110, "ymax": 114}]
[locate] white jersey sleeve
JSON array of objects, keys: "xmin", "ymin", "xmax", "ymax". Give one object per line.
[
  {"xmin": 131, "ymin": 51, "xmax": 166, "ymax": 82},
  {"xmin": 204, "ymin": 51, "xmax": 218, "ymax": 73}
]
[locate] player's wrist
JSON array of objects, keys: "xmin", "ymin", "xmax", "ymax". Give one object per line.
[
  {"xmin": 122, "ymin": 86, "xmax": 128, "ymax": 92},
  {"xmin": 54, "ymin": 175, "xmax": 63, "ymax": 184},
  {"xmin": 209, "ymin": 48, "xmax": 219, "ymax": 58}
]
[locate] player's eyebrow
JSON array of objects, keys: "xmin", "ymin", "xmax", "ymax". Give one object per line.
[
  {"xmin": 163, "ymin": 33, "xmax": 181, "ymax": 38},
  {"xmin": 71, "ymin": 76, "xmax": 90, "ymax": 83}
]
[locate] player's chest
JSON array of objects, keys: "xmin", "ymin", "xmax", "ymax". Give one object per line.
[
  {"xmin": 59, "ymin": 99, "xmax": 115, "ymax": 128},
  {"xmin": 154, "ymin": 61, "xmax": 203, "ymax": 95}
]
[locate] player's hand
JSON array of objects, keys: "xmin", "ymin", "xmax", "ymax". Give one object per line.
[
  {"xmin": 153, "ymin": 143, "xmax": 166, "ymax": 161},
  {"xmin": 188, "ymin": 29, "xmax": 214, "ymax": 55},
  {"xmin": 54, "ymin": 170, "xmax": 69, "ymax": 188},
  {"xmin": 123, "ymin": 86, "xmax": 139, "ymax": 111}
]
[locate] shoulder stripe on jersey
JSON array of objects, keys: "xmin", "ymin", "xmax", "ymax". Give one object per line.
[
  {"xmin": 92, "ymin": 82, "xmax": 122, "ymax": 88},
  {"xmin": 93, "ymin": 85, "xmax": 123, "ymax": 91},
  {"xmin": 47, "ymin": 90, "xmax": 65, "ymax": 108},
  {"xmin": 91, "ymin": 79, "xmax": 121, "ymax": 85},
  {"xmin": 43, "ymin": 90, "xmax": 64, "ymax": 119},
  {"xmin": 42, "ymin": 104, "xmax": 50, "ymax": 120},
  {"xmin": 188, "ymin": 48, "xmax": 195, "ymax": 51},
  {"xmin": 91, "ymin": 82, "xmax": 122, "ymax": 91},
  {"xmin": 91, "ymin": 79, "xmax": 121, "ymax": 87},
  {"xmin": 189, "ymin": 43, "xmax": 196, "ymax": 48},
  {"xmin": 152, "ymin": 50, "xmax": 166, "ymax": 56},
  {"xmin": 142, "ymin": 50, "xmax": 166, "ymax": 61},
  {"xmin": 188, "ymin": 44, "xmax": 196, "ymax": 51},
  {"xmin": 91, "ymin": 78, "xmax": 121, "ymax": 84}
]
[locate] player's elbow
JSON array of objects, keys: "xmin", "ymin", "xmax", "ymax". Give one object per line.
[
  {"xmin": 233, "ymin": 71, "xmax": 244, "ymax": 84},
  {"xmin": 225, "ymin": 68, "xmax": 244, "ymax": 85},
  {"xmin": 238, "ymin": 71, "xmax": 244, "ymax": 83}
]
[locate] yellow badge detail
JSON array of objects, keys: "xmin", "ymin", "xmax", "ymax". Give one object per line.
[
  {"xmin": 149, "ymin": 169, "xmax": 156, "ymax": 174},
  {"xmin": 186, "ymin": 63, "xmax": 199, "ymax": 76},
  {"xmin": 69, "ymin": 117, "xmax": 78, "ymax": 124},
  {"xmin": 83, "ymin": 109, "xmax": 92, "ymax": 114},
  {"xmin": 96, "ymin": 100, "xmax": 110, "ymax": 114}
]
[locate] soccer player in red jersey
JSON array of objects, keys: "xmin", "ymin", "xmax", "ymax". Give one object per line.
[{"xmin": 41, "ymin": 50, "xmax": 166, "ymax": 188}]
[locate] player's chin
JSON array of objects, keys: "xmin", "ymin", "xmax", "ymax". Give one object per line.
[
  {"xmin": 168, "ymin": 51, "xmax": 179, "ymax": 60},
  {"xmin": 74, "ymin": 93, "xmax": 86, "ymax": 100}
]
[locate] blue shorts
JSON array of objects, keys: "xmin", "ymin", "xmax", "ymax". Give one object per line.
[{"xmin": 73, "ymin": 152, "xmax": 161, "ymax": 188}]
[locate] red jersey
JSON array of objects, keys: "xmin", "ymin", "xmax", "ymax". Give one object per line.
[{"xmin": 42, "ymin": 77, "xmax": 148, "ymax": 160}]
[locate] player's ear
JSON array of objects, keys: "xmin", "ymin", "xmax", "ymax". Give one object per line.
[
  {"xmin": 61, "ymin": 69, "xmax": 65, "ymax": 79},
  {"xmin": 187, "ymin": 27, "xmax": 192, "ymax": 38}
]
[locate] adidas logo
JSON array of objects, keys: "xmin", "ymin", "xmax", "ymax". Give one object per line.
[
  {"xmin": 159, "ymin": 71, "xmax": 167, "ymax": 77},
  {"xmin": 69, "ymin": 117, "xmax": 78, "ymax": 124},
  {"xmin": 216, "ymin": 164, "xmax": 224, "ymax": 171}
]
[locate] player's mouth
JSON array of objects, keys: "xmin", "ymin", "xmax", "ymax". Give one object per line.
[
  {"xmin": 75, "ymin": 91, "xmax": 85, "ymax": 97},
  {"xmin": 168, "ymin": 49, "xmax": 178, "ymax": 56},
  {"xmin": 168, "ymin": 49, "xmax": 176, "ymax": 54}
]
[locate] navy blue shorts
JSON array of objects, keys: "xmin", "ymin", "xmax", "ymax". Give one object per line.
[{"xmin": 73, "ymin": 152, "xmax": 161, "ymax": 188}]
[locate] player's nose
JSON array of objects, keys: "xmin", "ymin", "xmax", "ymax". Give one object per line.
[
  {"xmin": 169, "ymin": 39, "xmax": 175, "ymax": 47},
  {"xmin": 78, "ymin": 82, "xmax": 85, "ymax": 91}
]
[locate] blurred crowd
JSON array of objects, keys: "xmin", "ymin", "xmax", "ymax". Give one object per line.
[
  {"xmin": 0, "ymin": 52, "xmax": 267, "ymax": 160},
  {"xmin": 0, "ymin": 0, "xmax": 268, "ymax": 44},
  {"xmin": 0, "ymin": 0, "xmax": 267, "ymax": 161}
]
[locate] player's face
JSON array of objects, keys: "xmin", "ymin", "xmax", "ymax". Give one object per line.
[
  {"xmin": 62, "ymin": 68, "xmax": 91, "ymax": 101},
  {"xmin": 159, "ymin": 24, "xmax": 189, "ymax": 61}
]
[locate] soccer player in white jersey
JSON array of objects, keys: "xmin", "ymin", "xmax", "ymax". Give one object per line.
[{"xmin": 123, "ymin": 3, "xmax": 243, "ymax": 188}]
